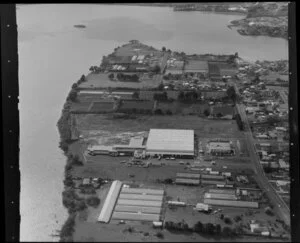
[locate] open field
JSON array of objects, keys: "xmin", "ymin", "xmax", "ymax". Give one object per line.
[
  {"xmin": 74, "ymin": 114, "xmax": 244, "ymax": 139},
  {"xmin": 78, "ymin": 73, "xmax": 163, "ymax": 89}
]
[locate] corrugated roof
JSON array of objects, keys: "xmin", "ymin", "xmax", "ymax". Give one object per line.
[
  {"xmin": 119, "ymin": 193, "xmax": 163, "ymax": 201},
  {"xmin": 120, "ymin": 188, "xmax": 164, "ymax": 195},
  {"xmin": 114, "ymin": 205, "xmax": 161, "ymax": 214},
  {"xmin": 117, "ymin": 199, "xmax": 162, "ymax": 207},
  {"xmin": 146, "ymin": 129, "xmax": 194, "ymax": 154},
  {"xmin": 204, "ymin": 199, "xmax": 259, "ymax": 208},
  {"xmin": 112, "ymin": 211, "xmax": 160, "ymax": 222},
  {"xmin": 98, "ymin": 180, "xmax": 123, "ymax": 223}
]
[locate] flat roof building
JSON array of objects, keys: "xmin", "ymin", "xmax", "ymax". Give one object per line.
[{"xmin": 146, "ymin": 129, "xmax": 194, "ymax": 157}]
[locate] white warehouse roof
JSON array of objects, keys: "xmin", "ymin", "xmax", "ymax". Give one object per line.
[{"xmin": 146, "ymin": 129, "xmax": 194, "ymax": 155}]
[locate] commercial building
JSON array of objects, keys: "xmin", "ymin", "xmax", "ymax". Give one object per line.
[
  {"xmin": 146, "ymin": 129, "xmax": 195, "ymax": 157},
  {"xmin": 98, "ymin": 180, "xmax": 123, "ymax": 223},
  {"xmin": 204, "ymin": 199, "xmax": 259, "ymax": 208},
  {"xmin": 207, "ymin": 141, "xmax": 234, "ymax": 156},
  {"xmin": 119, "ymin": 194, "xmax": 163, "ymax": 201}
]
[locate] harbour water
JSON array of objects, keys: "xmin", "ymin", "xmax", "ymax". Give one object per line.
[{"xmin": 17, "ymin": 4, "xmax": 288, "ymax": 241}]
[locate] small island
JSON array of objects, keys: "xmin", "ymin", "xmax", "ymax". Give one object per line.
[{"xmin": 57, "ymin": 40, "xmax": 290, "ymax": 242}]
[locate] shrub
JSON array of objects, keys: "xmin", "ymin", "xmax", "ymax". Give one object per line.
[
  {"xmin": 234, "ymin": 215, "xmax": 242, "ymax": 222},
  {"xmin": 86, "ymin": 196, "xmax": 101, "ymax": 207}
]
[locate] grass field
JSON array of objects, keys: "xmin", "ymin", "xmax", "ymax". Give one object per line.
[
  {"xmin": 78, "ymin": 73, "xmax": 163, "ymax": 89},
  {"xmin": 74, "ymin": 114, "xmax": 244, "ymax": 139}
]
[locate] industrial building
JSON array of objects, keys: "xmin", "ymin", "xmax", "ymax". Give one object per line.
[
  {"xmin": 146, "ymin": 129, "xmax": 195, "ymax": 157},
  {"xmin": 110, "ymin": 186, "xmax": 164, "ymax": 222},
  {"xmin": 204, "ymin": 199, "xmax": 259, "ymax": 208}
]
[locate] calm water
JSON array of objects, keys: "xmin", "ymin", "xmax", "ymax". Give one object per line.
[{"xmin": 18, "ymin": 4, "xmax": 288, "ymax": 241}]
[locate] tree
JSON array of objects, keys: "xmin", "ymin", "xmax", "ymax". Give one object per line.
[
  {"xmin": 154, "ymin": 109, "xmax": 163, "ymax": 115},
  {"xmin": 193, "ymin": 221, "xmax": 203, "ymax": 233},
  {"xmin": 224, "ymin": 216, "xmax": 232, "ymax": 224},
  {"xmin": 222, "ymin": 226, "xmax": 233, "ymax": 237},
  {"xmin": 226, "ymin": 86, "xmax": 237, "ymax": 102},
  {"xmin": 108, "ymin": 73, "xmax": 114, "ymax": 80},
  {"xmin": 153, "ymin": 65, "xmax": 161, "ymax": 74},
  {"xmin": 157, "ymin": 83, "xmax": 164, "ymax": 91},
  {"xmin": 132, "ymin": 91, "xmax": 139, "ymax": 99},
  {"xmin": 204, "ymin": 109, "xmax": 210, "ymax": 116},
  {"xmin": 166, "ymin": 110, "xmax": 173, "ymax": 115},
  {"xmin": 80, "ymin": 74, "xmax": 86, "ymax": 82},
  {"xmin": 68, "ymin": 90, "xmax": 78, "ymax": 102},
  {"xmin": 178, "ymin": 91, "xmax": 185, "ymax": 101},
  {"xmin": 215, "ymin": 224, "xmax": 222, "ymax": 234},
  {"xmin": 162, "ymin": 46, "xmax": 166, "ymax": 52}
]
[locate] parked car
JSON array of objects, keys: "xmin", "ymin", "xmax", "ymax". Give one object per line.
[{"xmin": 170, "ymin": 157, "xmax": 176, "ymax": 160}]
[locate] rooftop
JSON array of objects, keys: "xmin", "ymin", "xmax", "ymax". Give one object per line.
[
  {"xmin": 146, "ymin": 129, "xmax": 194, "ymax": 154},
  {"xmin": 185, "ymin": 60, "xmax": 209, "ymax": 71}
]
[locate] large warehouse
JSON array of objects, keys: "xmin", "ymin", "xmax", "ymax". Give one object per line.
[{"xmin": 145, "ymin": 129, "xmax": 195, "ymax": 157}]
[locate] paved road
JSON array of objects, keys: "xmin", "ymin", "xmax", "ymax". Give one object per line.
[
  {"xmin": 232, "ymin": 83, "xmax": 290, "ymax": 226},
  {"xmin": 238, "ymin": 104, "xmax": 291, "ymax": 226}
]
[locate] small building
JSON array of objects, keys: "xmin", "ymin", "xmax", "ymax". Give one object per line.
[
  {"xmin": 204, "ymin": 193, "xmax": 238, "ymax": 201},
  {"xmin": 278, "ymin": 159, "xmax": 289, "ymax": 170},
  {"xmin": 195, "ymin": 203, "xmax": 211, "ymax": 212},
  {"xmin": 204, "ymin": 199, "xmax": 259, "ymax": 208},
  {"xmin": 167, "ymin": 201, "xmax": 186, "ymax": 206}
]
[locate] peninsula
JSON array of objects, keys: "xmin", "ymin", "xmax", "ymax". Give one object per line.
[{"xmin": 57, "ymin": 40, "xmax": 290, "ymax": 242}]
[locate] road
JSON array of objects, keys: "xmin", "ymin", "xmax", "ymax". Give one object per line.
[{"xmin": 233, "ymin": 83, "xmax": 290, "ymax": 226}]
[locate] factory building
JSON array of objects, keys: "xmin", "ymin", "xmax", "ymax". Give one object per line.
[
  {"xmin": 146, "ymin": 129, "xmax": 195, "ymax": 158},
  {"xmin": 207, "ymin": 141, "xmax": 235, "ymax": 156}
]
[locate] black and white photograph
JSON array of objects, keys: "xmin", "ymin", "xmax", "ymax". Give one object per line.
[{"xmin": 2, "ymin": 2, "xmax": 298, "ymax": 242}]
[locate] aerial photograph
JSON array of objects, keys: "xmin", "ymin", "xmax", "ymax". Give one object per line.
[{"xmin": 18, "ymin": 2, "xmax": 292, "ymax": 242}]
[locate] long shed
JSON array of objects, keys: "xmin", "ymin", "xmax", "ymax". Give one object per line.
[
  {"xmin": 175, "ymin": 178, "xmax": 200, "ymax": 185},
  {"xmin": 112, "ymin": 212, "xmax": 160, "ymax": 222},
  {"xmin": 201, "ymin": 174, "xmax": 225, "ymax": 180},
  {"xmin": 98, "ymin": 180, "xmax": 123, "ymax": 223},
  {"xmin": 119, "ymin": 193, "xmax": 163, "ymax": 201},
  {"xmin": 114, "ymin": 205, "xmax": 161, "ymax": 214},
  {"xmin": 204, "ymin": 199, "xmax": 259, "ymax": 208},
  {"xmin": 117, "ymin": 199, "xmax": 162, "ymax": 207},
  {"xmin": 208, "ymin": 189, "xmax": 236, "ymax": 195},
  {"xmin": 204, "ymin": 193, "xmax": 238, "ymax": 201},
  {"xmin": 120, "ymin": 188, "xmax": 164, "ymax": 195}
]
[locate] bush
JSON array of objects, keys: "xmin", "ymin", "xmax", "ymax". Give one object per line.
[
  {"xmin": 86, "ymin": 196, "xmax": 101, "ymax": 207},
  {"xmin": 234, "ymin": 215, "xmax": 242, "ymax": 222}
]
